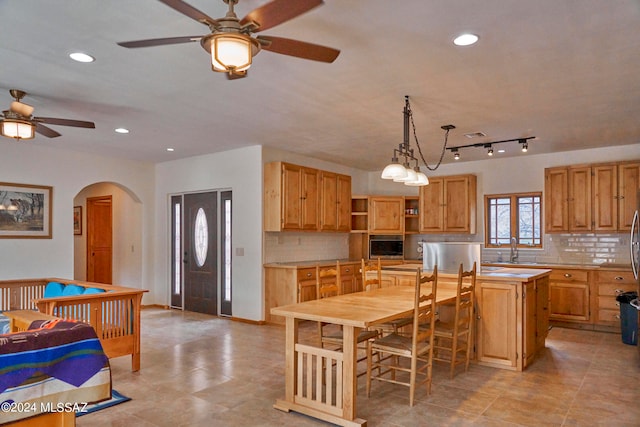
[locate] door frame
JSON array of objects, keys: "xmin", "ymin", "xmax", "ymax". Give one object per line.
[{"xmin": 168, "ymin": 189, "xmax": 232, "ymax": 316}]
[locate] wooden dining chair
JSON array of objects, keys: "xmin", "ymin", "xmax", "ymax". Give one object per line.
[
  {"xmin": 366, "ymin": 266, "xmax": 438, "ymax": 406},
  {"xmin": 319, "ymin": 262, "xmax": 379, "ymax": 376},
  {"xmin": 433, "ymin": 262, "xmax": 477, "ymax": 379},
  {"xmin": 361, "ymin": 258, "xmax": 413, "ymax": 335}
]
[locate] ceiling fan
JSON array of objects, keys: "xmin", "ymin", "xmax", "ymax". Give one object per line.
[
  {"xmin": 117, "ymin": 0, "xmax": 340, "ymax": 79},
  {"xmin": 0, "ymin": 89, "xmax": 95, "ymax": 140}
]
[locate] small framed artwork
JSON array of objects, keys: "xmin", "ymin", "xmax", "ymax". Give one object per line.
[
  {"xmin": 73, "ymin": 206, "xmax": 82, "ymax": 235},
  {"xmin": 0, "ymin": 182, "xmax": 52, "ymax": 238}
]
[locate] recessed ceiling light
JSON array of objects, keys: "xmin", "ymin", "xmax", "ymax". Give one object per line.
[
  {"xmin": 69, "ymin": 52, "xmax": 95, "ymax": 63},
  {"xmin": 453, "ymin": 34, "xmax": 479, "ymax": 46},
  {"xmin": 498, "ymin": 149, "xmax": 506, "ymax": 153},
  {"xmin": 114, "ymin": 128, "xmax": 129, "ymax": 134},
  {"xmin": 166, "ymin": 148, "xmax": 175, "ymax": 152}
]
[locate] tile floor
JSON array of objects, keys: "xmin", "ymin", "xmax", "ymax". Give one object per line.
[{"xmin": 77, "ymin": 308, "xmax": 640, "ymax": 427}]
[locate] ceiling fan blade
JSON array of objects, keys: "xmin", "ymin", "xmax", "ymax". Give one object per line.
[
  {"xmin": 240, "ymin": 0, "xmax": 323, "ymax": 32},
  {"xmin": 258, "ymin": 36, "xmax": 340, "ymax": 63},
  {"xmin": 35, "ymin": 117, "xmax": 95, "ymax": 129},
  {"xmin": 10, "ymin": 101, "xmax": 34, "ymax": 117},
  {"xmin": 157, "ymin": 0, "xmax": 218, "ymax": 27},
  {"xmin": 35, "ymin": 123, "xmax": 61, "ymax": 138},
  {"xmin": 118, "ymin": 36, "xmax": 202, "ymax": 48}
]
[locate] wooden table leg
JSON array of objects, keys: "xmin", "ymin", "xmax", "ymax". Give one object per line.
[
  {"xmin": 341, "ymin": 325, "xmax": 359, "ymax": 421},
  {"xmin": 275, "ymin": 316, "xmax": 298, "ymax": 410}
]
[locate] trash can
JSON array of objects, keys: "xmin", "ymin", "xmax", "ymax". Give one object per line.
[{"xmin": 616, "ymin": 291, "xmax": 638, "ymax": 346}]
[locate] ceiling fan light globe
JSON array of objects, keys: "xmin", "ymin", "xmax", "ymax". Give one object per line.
[
  {"xmin": 1, "ymin": 119, "xmax": 34, "ymax": 140},
  {"xmin": 210, "ymin": 34, "xmax": 257, "ymax": 72},
  {"xmin": 381, "ymin": 162, "xmax": 408, "ymax": 180},
  {"xmin": 393, "ymin": 167, "xmax": 417, "ymax": 183}
]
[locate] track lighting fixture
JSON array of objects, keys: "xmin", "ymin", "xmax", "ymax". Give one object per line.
[
  {"xmin": 446, "ymin": 136, "xmax": 536, "ymax": 159},
  {"xmin": 381, "ymin": 96, "xmax": 454, "ymax": 186},
  {"xmin": 486, "ymin": 144, "xmax": 494, "ymax": 156}
]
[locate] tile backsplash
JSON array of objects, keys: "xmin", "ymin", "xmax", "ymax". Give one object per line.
[
  {"xmin": 482, "ymin": 233, "xmax": 631, "ymax": 265},
  {"xmin": 264, "ymin": 232, "xmax": 349, "ymax": 263}
]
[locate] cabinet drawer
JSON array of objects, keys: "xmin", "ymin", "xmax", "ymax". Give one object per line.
[
  {"xmin": 340, "ymin": 264, "xmax": 357, "ymax": 277},
  {"xmin": 550, "ymin": 269, "xmax": 589, "ymax": 282},
  {"xmin": 297, "ymin": 267, "xmax": 316, "ymax": 282},
  {"xmin": 598, "ymin": 295, "xmax": 621, "ymax": 310},
  {"xmin": 597, "ymin": 309, "xmax": 621, "ymax": 325},
  {"xmin": 595, "ymin": 270, "xmax": 635, "ymax": 285},
  {"xmin": 598, "ymin": 283, "xmax": 636, "ymax": 297}
]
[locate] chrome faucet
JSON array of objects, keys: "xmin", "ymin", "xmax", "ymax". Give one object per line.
[{"xmin": 510, "ymin": 237, "xmax": 518, "ymax": 263}]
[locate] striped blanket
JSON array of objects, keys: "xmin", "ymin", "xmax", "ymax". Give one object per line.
[{"xmin": 0, "ymin": 319, "xmax": 111, "ymax": 424}]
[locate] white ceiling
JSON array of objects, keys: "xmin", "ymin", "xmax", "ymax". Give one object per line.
[{"xmin": 1, "ymin": 0, "xmax": 639, "ymax": 170}]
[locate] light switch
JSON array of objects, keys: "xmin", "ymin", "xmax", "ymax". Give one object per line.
[{"xmin": 236, "ymin": 247, "xmax": 244, "ymax": 256}]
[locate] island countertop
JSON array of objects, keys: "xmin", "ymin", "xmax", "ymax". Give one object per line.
[{"xmin": 383, "ymin": 263, "xmax": 551, "ymax": 282}]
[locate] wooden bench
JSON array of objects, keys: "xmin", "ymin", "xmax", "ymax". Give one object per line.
[{"xmin": 0, "ymin": 277, "xmax": 147, "ymax": 371}]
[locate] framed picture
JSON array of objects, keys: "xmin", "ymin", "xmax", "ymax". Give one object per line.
[
  {"xmin": 0, "ymin": 182, "xmax": 52, "ymax": 238},
  {"xmin": 73, "ymin": 206, "xmax": 82, "ymax": 235}
]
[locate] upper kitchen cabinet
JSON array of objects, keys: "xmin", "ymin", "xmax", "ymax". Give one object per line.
[
  {"xmin": 319, "ymin": 171, "xmax": 352, "ymax": 232},
  {"xmin": 264, "ymin": 162, "xmax": 320, "ymax": 232},
  {"xmin": 615, "ymin": 162, "xmax": 640, "ymax": 231},
  {"xmin": 369, "ymin": 196, "xmax": 404, "ymax": 234},
  {"xmin": 419, "ymin": 174, "xmax": 477, "ymax": 233},
  {"xmin": 594, "ymin": 161, "xmax": 640, "ymax": 231},
  {"xmin": 547, "ymin": 160, "xmax": 639, "ymax": 233},
  {"xmin": 545, "ymin": 166, "xmax": 591, "ymax": 232}
]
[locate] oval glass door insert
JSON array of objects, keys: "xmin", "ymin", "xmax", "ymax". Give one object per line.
[{"xmin": 194, "ymin": 207, "xmax": 209, "ymax": 267}]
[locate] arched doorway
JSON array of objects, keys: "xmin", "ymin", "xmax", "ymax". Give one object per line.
[{"xmin": 73, "ymin": 182, "xmax": 142, "ymax": 286}]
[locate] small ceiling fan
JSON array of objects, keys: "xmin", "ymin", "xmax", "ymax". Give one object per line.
[
  {"xmin": 0, "ymin": 89, "xmax": 95, "ymax": 140},
  {"xmin": 117, "ymin": 0, "xmax": 340, "ymax": 79}
]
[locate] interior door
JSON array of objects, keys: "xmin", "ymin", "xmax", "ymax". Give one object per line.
[
  {"xmin": 87, "ymin": 196, "xmax": 112, "ymax": 284},
  {"xmin": 183, "ymin": 191, "xmax": 218, "ymax": 315}
]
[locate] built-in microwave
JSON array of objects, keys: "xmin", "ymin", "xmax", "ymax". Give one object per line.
[{"xmin": 369, "ymin": 235, "xmax": 404, "ymax": 259}]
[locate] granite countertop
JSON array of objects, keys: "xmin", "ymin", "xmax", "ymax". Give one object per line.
[{"xmin": 481, "ymin": 261, "xmax": 632, "ymax": 272}]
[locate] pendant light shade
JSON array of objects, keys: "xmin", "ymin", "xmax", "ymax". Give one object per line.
[
  {"xmin": 405, "ymin": 171, "xmax": 429, "ymax": 186},
  {"xmin": 381, "ymin": 161, "xmax": 408, "ymax": 180},
  {"xmin": 393, "ymin": 167, "xmax": 417, "ymax": 183}
]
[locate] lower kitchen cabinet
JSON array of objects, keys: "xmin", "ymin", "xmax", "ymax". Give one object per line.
[
  {"xmin": 475, "ymin": 276, "xmax": 549, "ymax": 371},
  {"xmin": 594, "ymin": 269, "xmax": 637, "ymax": 331},
  {"xmin": 548, "ymin": 268, "xmax": 591, "ymax": 324},
  {"xmin": 264, "ymin": 261, "xmax": 361, "ymax": 324}
]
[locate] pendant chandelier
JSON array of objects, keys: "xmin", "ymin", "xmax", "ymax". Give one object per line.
[{"xmin": 381, "ymin": 96, "xmax": 454, "ymax": 186}]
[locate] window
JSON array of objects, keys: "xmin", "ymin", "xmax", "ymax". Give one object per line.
[{"xmin": 485, "ymin": 192, "xmax": 542, "ymax": 248}]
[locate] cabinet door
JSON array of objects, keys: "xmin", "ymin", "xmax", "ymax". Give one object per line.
[
  {"xmin": 320, "ymin": 171, "xmax": 338, "ymax": 231},
  {"xmin": 568, "ymin": 166, "xmax": 592, "ymax": 231},
  {"xmin": 419, "ymin": 178, "xmax": 444, "ymax": 232},
  {"xmin": 444, "ymin": 175, "xmax": 475, "ymax": 233},
  {"xmin": 545, "ymin": 167, "xmax": 569, "ymax": 232},
  {"xmin": 535, "ymin": 277, "xmax": 549, "ymax": 349},
  {"xmin": 281, "ymin": 163, "xmax": 303, "ymax": 230},
  {"xmin": 475, "ymin": 281, "xmax": 518, "ymax": 369},
  {"xmin": 618, "ymin": 162, "xmax": 640, "ymax": 231},
  {"xmin": 336, "ymin": 174, "xmax": 352, "ymax": 232},
  {"xmin": 549, "ymin": 269, "xmax": 590, "ymax": 321},
  {"xmin": 369, "ymin": 197, "xmax": 404, "ymax": 234},
  {"xmin": 300, "ymin": 167, "xmax": 320, "ymax": 230},
  {"xmin": 297, "ymin": 268, "xmax": 317, "ymax": 303},
  {"xmin": 593, "ymin": 165, "xmax": 618, "ymax": 231},
  {"xmin": 340, "ymin": 264, "xmax": 357, "ymax": 294}
]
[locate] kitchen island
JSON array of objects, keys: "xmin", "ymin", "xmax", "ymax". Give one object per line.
[{"xmin": 377, "ymin": 264, "xmax": 551, "ymax": 371}]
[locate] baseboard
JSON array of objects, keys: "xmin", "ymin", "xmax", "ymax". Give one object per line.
[{"xmin": 231, "ymin": 316, "xmax": 266, "ymax": 325}]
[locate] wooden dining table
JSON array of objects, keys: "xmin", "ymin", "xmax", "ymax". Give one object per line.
[{"xmin": 270, "ymin": 282, "xmax": 458, "ymax": 427}]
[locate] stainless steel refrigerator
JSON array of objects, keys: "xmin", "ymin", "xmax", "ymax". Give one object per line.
[{"xmin": 630, "ymin": 192, "xmax": 640, "ymax": 356}]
